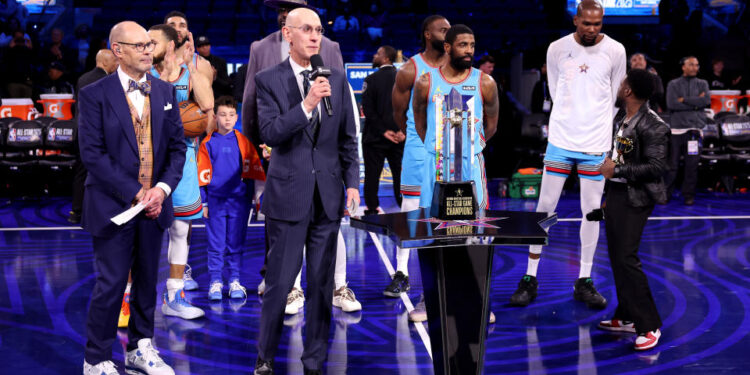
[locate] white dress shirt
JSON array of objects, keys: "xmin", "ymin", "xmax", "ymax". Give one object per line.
[
  {"xmin": 288, "ymin": 57, "xmax": 319, "ymax": 120},
  {"xmin": 117, "ymin": 66, "xmax": 147, "ymax": 118},
  {"xmin": 116, "ymin": 66, "xmax": 172, "ymax": 197}
]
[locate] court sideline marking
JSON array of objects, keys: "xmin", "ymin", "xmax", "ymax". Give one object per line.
[
  {"xmin": 368, "ymin": 232, "xmax": 433, "ymax": 359},
  {"xmin": 3, "ymin": 215, "xmax": 750, "ymax": 232}
]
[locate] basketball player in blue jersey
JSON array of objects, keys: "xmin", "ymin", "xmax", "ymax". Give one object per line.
[
  {"xmin": 413, "ymin": 24, "xmax": 498, "ymax": 211},
  {"xmin": 385, "ymin": 15, "xmax": 450, "ymax": 302},
  {"xmin": 147, "ymin": 20, "xmax": 215, "ymax": 320},
  {"xmin": 412, "ymin": 24, "xmax": 499, "ymax": 322}
]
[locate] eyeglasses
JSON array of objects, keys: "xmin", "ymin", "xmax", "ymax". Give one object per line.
[
  {"xmin": 116, "ymin": 41, "xmax": 155, "ymax": 53},
  {"xmin": 287, "ymin": 24, "xmax": 325, "ymax": 35}
]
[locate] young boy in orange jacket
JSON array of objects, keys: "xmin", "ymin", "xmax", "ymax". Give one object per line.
[{"xmin": 197, "ymin": 96, "xmax": 266, "ymax": 300}]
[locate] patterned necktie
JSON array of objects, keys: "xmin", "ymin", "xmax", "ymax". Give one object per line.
[
  {"xmin": 127, "ymin": 79, "xmax": 151, "ymax": 95},
  {"xmin": 301, "ymin": 70, "xmax": 320, "ymax": 138}
]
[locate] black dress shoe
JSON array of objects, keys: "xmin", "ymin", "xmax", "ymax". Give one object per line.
[
  {"xmin": 67, "ymin": 210, "xmax": 81, "ymax": 224},
  {"xmin": 684, "ymin": 197, "xmax": 695, "ymax": 206},
  {"xmin": 254, "ymin": 357, "xmax": 273, "ymax": 375},
  {"xmin": 303, "ymin": 368, "xmax": 322, "ymax": 375}
]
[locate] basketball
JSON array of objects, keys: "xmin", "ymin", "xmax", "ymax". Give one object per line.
[{"xmin": 179, "ymin": 100, "xmax": 208, "ymax": 137}]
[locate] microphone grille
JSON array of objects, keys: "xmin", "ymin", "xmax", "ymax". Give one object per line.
[{"xmin": 310, "ymin": 54, "xmax": 324, "ymax": 69}]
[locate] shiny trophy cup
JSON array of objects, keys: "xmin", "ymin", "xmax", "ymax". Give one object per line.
[
  {"xmin": 430, "ymin": 88, "xmax": 478, "ymax": 220},
  {"xmin": 614, "ymin": 135, "xmax": 634, "ymax": 165}
]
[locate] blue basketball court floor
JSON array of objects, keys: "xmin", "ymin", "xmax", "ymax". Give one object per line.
[{"xmin": 1, "ymin": 190, "xmax": 749, "ymax": 374}]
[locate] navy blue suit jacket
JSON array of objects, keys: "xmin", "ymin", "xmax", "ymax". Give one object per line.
[
  {"xmin": 255, "ymin": 58, "xmax": 359, "ymax": 222},
  {"xmin": 78, "ymin": 73, "xmax": 186, "ymax": 237}
]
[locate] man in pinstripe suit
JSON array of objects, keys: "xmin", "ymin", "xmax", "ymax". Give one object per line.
[{"xmin": 252, "ymin": 8, "xmax": 359, "ymax": 374}]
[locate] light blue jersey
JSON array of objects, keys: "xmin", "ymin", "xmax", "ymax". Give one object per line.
[
  {"xmin": 149, "ymin": 54, "xmax": 196, "ymax": 103},
  {"xmin": 419, "ymin": 67, "xmax": 488, "ymax": 209},
  {"xmin": 401, "ymin": 53, "xmax": 442, "ymax": 199},
  {"xmin": 151, "ymin": 54, "xmax": 202, "ymax": 220}
]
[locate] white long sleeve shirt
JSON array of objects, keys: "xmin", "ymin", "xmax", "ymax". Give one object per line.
[{"xmin": 546, "ymin": 33, "xmax": 626, "ymax": 153}]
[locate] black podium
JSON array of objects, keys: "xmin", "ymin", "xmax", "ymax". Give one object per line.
[{"xmin": 351, "ymin": 209, "xmax": 556, "ymax": 375}]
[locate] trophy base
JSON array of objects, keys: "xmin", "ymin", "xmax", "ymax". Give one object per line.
[{"xmin": 430, "ymin": 181, "xmax": 478, "ymax": 220}]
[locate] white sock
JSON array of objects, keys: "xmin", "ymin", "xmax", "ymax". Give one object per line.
[
  {"xmin": 579, "ymin": 178, "xmax": 605, "ymax": 280},
  {"xmin": 579, "ymin": 261, "xmax": 593, "ymax": 279},
  {"xmin": 526, "ymin": 257, "xmax": 540, "ymax": 277},
  {"xmin": 334, "ymin": 230, "xmax": 347, "ymax": 290},
  {"xmin": 124, "ymin": 282, "xmax": 132, "ymax": 294},
  {"xmin": 166, "ymin": 278, "xmax": 184, "ymax": 301},
  {"xmin": 396, "ymin": 247, "xmax": 410, "ymax": 276},
  {"xmin": 396, "ymin": 199, "xmax": 420, "ymax": 276},
  {"xmin": 294, "ymin": 269, "xmax": 302, "ymax": 291},
  {"xmin": 525, "ymin": 171, "xmax": 566, "ymax": 278}
]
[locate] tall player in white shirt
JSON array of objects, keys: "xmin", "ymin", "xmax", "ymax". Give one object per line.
[{"xmin": 510, "ymin": 0, "xmax": 626, "ymax": 309}]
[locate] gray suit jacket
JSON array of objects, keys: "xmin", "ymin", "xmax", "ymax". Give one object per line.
[
  {"xmin": 255, "ymin": 58, "xmax": 358, "ymax": 222},
  {"xmin": 241, "ymin": 30, "xmax": 344, "ymax": 151}
]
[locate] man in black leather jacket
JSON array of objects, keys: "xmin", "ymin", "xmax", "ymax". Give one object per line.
[{"xmin": 597, "ymin": 69, "xmax": 668, "ymax": 351}]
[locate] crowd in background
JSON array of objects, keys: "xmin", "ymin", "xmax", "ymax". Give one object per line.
[{"xmin": 1, "ymin": 0, "xmax": 748, "ymax": 185}]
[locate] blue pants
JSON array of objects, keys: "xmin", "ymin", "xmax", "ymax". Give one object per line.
[
  {"xmin": 206, "ymin": 195, "xmax": 250, "ymax": 282},
  {"xmin": 258, "ymin": 187, "xmax": 340, "ymax": 370},
  {"xmin": 85, "ymin": 216, "xmax": 163, "ymax": 363}
]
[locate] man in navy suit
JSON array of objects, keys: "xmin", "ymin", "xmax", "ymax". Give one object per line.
[
  {"xmin": 78, "ymin": 21, "xmax": 185, "ymax": 375},
  {"xmin": 253, "ymin": 8, "xmax": 359, "ymax": 375}
]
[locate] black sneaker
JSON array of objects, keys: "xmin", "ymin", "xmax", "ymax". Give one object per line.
[
  {"xmin": 574, "ymin": 277, "xmax": 607, "ymax": 309},
  {"xmin": 509, "ymin": 275, "xmax": 538, "ymax": 306},
  {"xmin": 383, "ymin": 271, "xmax": 410, "ymax": 297},
  {"xmin": 254, "ymin": 357, "xmax": 273, "ymax": 375},
  {"xmin": 67, "ymin": 210, "xmax": 81, "ymax": 224}
]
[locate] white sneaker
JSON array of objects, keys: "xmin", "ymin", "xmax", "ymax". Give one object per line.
[
  {"xmin": 409, "ymin": 295, "xmax": 427, "ymax": 322},
  {"xmin": 84, "ymin": 360, "xmax": 118, "ymax": 375},
  {"xmin": 634, "ymin": 329, "xmax": 662, "ymax": 351},
  {"xmin": 125, "ymin": 338, "xmax": 175, "ymax": 375},
  {"xmin": 229, "ymin": 280, "xmax": 248, "ymax": 299},
  {"xmin": 333, "ymin": 283, "xmax": 362, "ymax": 312},
  {"xmin": 161, "ymin": 289, "xmax": 205, "ymax": 320},
  {"xmin": 182, "ymin": 264, "xmax": 198, "ymax": 291},
  {"xmin": 285, "ymin": 287, "xmax": 305, "ymax": 315}
]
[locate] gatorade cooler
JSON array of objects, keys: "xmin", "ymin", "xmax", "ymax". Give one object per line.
[
  {"xmin": 710, "ymin": 90, "xmax": 742, "ymax": 114},
  {"xmin": 0, "ymin": 98, "xmax": 38, "ymax": 120},
  {"xmin": 38, "ymin": 93, "xmax": 75, "ymax": 120},
  {"xmin": 509, "ymin": 168, "xmax": 543, "ymax": 199}
]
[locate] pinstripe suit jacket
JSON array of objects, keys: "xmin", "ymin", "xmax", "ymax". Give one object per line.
[{"xmin": 255, "ymin": 58, "xmax": 358, "ymax": 222}]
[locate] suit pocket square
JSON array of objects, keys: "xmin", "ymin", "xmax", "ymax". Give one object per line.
[{"xmin": 164, "ymin": 103, "xmax": 172, "ymax": 111}]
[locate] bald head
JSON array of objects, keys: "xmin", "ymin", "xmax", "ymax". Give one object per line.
[
  {"xmin": 283, "ymin": 8, "xmax": 322, "ymax": 65},
  {"xmin": 109, "ymin": 21, "xmax": 153, "ymax": 78},
  {"xmin": 285, "ymin": 7, "xmax": 319, "ymax": 28},
  {"xmin": 577, "ymin": 0, "xmax": 604, "ymax": 16},
  {"xmin": 95, "ymin": 49, "xmax": 118, "ymax": 74},
  {"xmin": 109, "ymin": 21, "xmax": 147, "ymax": 48}
]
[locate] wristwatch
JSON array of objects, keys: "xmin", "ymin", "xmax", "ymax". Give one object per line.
[{"xmin": 613, "ymin": 165, "xmax": 622, "ymax": 177}]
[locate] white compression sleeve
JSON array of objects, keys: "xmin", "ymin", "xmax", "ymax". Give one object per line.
[{"xmin": 167, "ymin": 219, "xmax": 190, "ymax": 265}]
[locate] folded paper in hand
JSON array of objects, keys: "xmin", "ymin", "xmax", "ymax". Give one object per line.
[{"xmin": 110, "ymin": 201, "xmax": 150, "ymax": 225}]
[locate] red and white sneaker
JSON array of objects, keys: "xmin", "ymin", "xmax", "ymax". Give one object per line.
[
  {"xmin": 598, "ymin": 319, "xmax": 636, "ymax": 333},
  {"xmin": 634, "ymin": 329, "xmax": 661, "ymax": 351}
]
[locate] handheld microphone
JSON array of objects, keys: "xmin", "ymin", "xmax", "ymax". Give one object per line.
[
  {"xmin": 310, "ymin": 54, "xmax": 333, "ymax": 116},
  {"xmin": 585, "ymin": 208, "xmax": 604, "ymax": 222}
]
